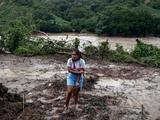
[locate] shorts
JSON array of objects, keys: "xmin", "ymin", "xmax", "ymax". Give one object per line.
[{"xmin": 67, "ymin": 73, "xmax": 84, "ymax": 90}]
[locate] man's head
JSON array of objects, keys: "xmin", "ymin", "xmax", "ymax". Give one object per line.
[{"xmin": 71, "ymin": 49, "xmax": 81, "ymax": 61}]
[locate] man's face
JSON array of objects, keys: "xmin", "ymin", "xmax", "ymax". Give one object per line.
[{"xmin": 72, "ymin": 51, "xmax": 79, "ymax": 61}]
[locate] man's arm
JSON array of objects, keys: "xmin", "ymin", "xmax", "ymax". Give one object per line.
[
  {"xmin": 68, "ymin": 67, "xmax": 82, "ymax": 74},
  {"xmin": 77, "ymin": 68, "xmax": 85, "ymax": 73},
  {"xmin": 67, "ymin": 58, "xmax": 85, "ymax": 74},
  {"xmin": 79, "ymin": 59, "xmax": 85, "ymax": 73}
]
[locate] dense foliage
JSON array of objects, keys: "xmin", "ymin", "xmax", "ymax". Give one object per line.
[
  {"xmin": 0, "ymin": 21, "xmax": 159, "ymax": 67},
  {"xmin": 0, "ymin": 0, "xmax": 160, "ymax": 36},
  {"xmin": 0, "ymin": 0, "xmax": 160, "ymax": 68}
]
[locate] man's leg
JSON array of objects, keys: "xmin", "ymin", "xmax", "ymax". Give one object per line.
[
  {"xmin": 74, "ymin": 87, "xmax": 80, "ymax": 105},
  {"xmin": 65, "ymin": 86, "xmax": 74, "ymax": 109}
]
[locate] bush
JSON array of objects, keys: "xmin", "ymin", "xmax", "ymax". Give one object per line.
[
  {"xmin": 98, "ymin": 41, "xmax": 110, "ymax": 59},
  {"xmin": 15, "ymin": 38, "xmax": 68, "ymax": 56},
  {"xmin": 108, "ymin": 44, "xmax": 137, "ymax": 63},
  {"xmin": 108, "ymin": 50, "xmax": 137, "ymax": 63},
  {"xmin": 115, "ymin": 44, "xmax": 128, "ymax": 55},
  {"xmin": 140, "ymin": 56, "xmax": 160, "ymax": 67},
  {"xmin": 84, "ymin": 40, "xmax": 141, "ymax": 64},
  {"xmin": 131, "ymin": 39, "xmax": 160, "ymax": 59},
  {"xmin": 4, "ymin": 20, "xmax": 31, "ymax": 52},
  {"xmin": 84, "ymin": 42, "xmax": 98, "ymax": 57},
  {"xmin": 131, "ymin": 39, "xmax": 160, "ymax": 67},
  {"xmin": 14, "ymin": 40, "xmax": 44, "ymax": 56},
  {"xmin": 73, "ymin": 38, "xmax": 80, "ymax": 49}
]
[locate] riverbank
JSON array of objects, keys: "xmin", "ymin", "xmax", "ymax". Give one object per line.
[{"xmin": 35, "ymin": 33, "xmax": 160, "ymax": 51}]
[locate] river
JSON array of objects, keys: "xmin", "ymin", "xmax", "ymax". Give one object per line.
[{"xmin": 36, "ymin": 33, "xmax": 160, "ymax": 52}]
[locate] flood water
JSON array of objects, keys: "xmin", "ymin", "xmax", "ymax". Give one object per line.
[
  {"xmin": 1, "ymin": 32, "xmax": 160, "ymax": 120},
  {"xmin": 36, "ymin": 33, "xmax": 160, "ymax": 51}
]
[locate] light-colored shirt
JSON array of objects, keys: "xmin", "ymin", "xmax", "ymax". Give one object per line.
[{"xmin": 67, "ymin": 58, "xmax": 85, "ymax": 69}]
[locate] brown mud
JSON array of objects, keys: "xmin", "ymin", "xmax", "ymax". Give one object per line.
[{"xmin": 0, "ymin": 54, "xmax": 160, "ymax": 120}]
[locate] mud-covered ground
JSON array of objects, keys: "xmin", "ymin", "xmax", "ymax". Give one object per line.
[
  {"xmin": 0, "ymin": 83, "xmax": 23, "ymax": 120},
  {"xmin": 0, "ymin": 54, "xmax": 160, "ymax": 120}
]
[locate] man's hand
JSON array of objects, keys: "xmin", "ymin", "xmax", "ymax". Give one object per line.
[
  {"xmin": 80, "ymin": 70, "xmax": 84, "ymax": 74},
  {"xmin": 68, "ymin": 67, "xmax": 85, "ymax": 74}
]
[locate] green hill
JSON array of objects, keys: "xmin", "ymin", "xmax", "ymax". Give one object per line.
[{"xmin": 0, "ymin": 0, "xmax": 160, "ymax": 36}]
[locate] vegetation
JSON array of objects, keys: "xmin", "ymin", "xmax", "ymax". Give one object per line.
[
  {"xmin": 0, "ymin": 0, "xmax": 160, "ymax": 68},
  {"xmin": 131, "ymin": 39, "xmax": 160, "ymax": 67},
  {"xmin": 0, "ymin": 21, "xmax": 160, "ymax": 68},
  {"xmin": 0, "ymin": 0, "xmax": 160, "ymax": 36},
  {"xmin": 0, "ymin": 34, "xmax": 4, "ymax": 52},
  {"xmin": 3, "ymin": 20, "xmax": 31, "ymax": 52},
  {"xmin": 84, "ymin": 41, "xmax": 139, "ymax": 63},
  {"xmin": 84, "ymin": 39, "xmax": 160, "ymax": 67}
]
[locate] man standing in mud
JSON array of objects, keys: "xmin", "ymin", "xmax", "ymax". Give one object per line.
[{"xmin": 63, "ymin": 49, "xmax": 85, "ymax": 113}]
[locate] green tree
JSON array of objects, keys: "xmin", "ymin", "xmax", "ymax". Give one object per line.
[
  {"xmin": 4, "ymin": 20, "xmax": 31, "ymax": 52},
  {"xmin": 96, "ymin": 6, "xmax": 153, "ymax": 36},
  {"xmin": 13, "ymin": 0, "xmax": 33, "ymax": 6},
  {"xmin": 148, "ymin": 0, "xmax": 160, "ymax": 9}
]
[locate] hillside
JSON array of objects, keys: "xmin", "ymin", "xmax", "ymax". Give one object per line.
[{"xmin": 0, "ymin": 0, "xmax": 160, "ymax": 36}]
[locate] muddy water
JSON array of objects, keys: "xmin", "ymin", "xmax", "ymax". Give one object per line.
[
  {"xmin": 84, "ymin": 64, "xmax": 160, "ymax": 120},
  {"xmin": 0, "ymin": 54, "xmax": 160, "ymax": 120},
  {"xmin": 93, "ymin": 77, "xmax": 160, "ymax": 120},
  {"xmin": 36, "ymin": 33, "xmax": 160, "ymax": 51},
  {"xmin": 0, "ymin": 55, "xmax": 68, "ymax": 93}
]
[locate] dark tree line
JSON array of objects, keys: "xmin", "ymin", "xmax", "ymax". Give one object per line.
[{"xmin": 0, "ymin": 0, "xmax": 160, "ymax": 36}]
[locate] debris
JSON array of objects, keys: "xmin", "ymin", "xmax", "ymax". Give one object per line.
[{"xmin": 0, "ymin": 83, "xmax": 23, "ymax": 120}]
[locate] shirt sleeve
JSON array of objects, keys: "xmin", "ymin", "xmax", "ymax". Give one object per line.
[
  {"xmin": 67, "ymin": 58, "xmax": 72, "ymax": 67},
  {"xmin": 80, "ymin": 59, "xmax": 85, "ymax": 68}
]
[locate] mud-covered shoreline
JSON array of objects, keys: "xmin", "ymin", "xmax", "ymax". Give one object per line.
[{"xmin": 0, "ymin": 54, "xmax": 160, "ymax": 120}]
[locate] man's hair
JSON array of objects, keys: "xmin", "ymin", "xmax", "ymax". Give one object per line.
[{"xmin": 72, "ymin": 49, "xmax": 82, "ymax": 59}]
